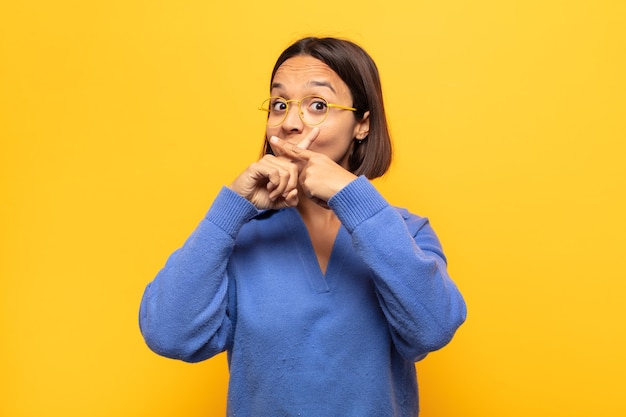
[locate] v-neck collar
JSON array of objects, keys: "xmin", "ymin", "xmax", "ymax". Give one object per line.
[{"xmin": 285, "ymin": 208, "xmax": 347, "ymax": 294}]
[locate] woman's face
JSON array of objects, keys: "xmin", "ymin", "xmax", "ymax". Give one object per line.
[{"xmin": 266, "ymin": 55, "xmax": 369, "ymax": 169}]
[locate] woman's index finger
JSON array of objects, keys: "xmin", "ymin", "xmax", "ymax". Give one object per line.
[{"xmin": 294, "ymin": 127, "xmax": 320, "ymax": 152}]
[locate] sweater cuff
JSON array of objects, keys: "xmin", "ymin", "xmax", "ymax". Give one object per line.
[
  {"xmin": 328, "ymin": 176, "xmax": 389, "ymax": 233},
  {"xmin": 205, "ymin": 186, "xmax": 260, "ymax": 237}
]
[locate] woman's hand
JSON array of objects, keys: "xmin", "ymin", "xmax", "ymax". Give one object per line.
[
  {"xmin": 229, "ymin": 129, "xmax": 320, "ymax": 209},
  {"xmin": 231, "ymin": 128, "xmax": 357, "ymax": 210},
  {"xmin": 229, "ymin": 154, "xmax": 301, "ymax": 210},
  {"xmin": 269, "ymin": 132, "xmax": 358, "ymax": 206}
]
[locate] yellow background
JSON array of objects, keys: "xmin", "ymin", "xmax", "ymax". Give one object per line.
[{"xmin": 1, "ymin": 1, "xmax": 625, "ymax": 416}]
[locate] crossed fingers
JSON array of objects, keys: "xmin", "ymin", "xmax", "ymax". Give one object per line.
[{"xmin": 269, "ymin": 127, "xmax": 320, "ymax": 161}]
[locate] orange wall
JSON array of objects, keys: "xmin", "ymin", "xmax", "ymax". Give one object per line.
[{"xmin": 1, "ymin": 1, "xmax": 625, "ymax": 416}]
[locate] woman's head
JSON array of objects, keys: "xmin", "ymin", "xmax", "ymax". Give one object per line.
[{"xmin": 262, "ymin": 37, "xmax": 392, "ymax": 179}]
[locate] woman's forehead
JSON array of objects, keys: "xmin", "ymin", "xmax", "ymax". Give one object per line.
[
  {"xmin": 272, "ymin": 56, "xmax": 347, "ymax": 95},
  {"xmin": 275, "ymin": 56, "xmax": 332, "ymax": 74}
]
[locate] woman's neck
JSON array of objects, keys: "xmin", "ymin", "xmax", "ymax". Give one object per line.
[
  {"xmin": 296, "ymin": 194, "xmax": 337, "ymax": 224},
  {"xmin": 296, "ymin": 195, "xmax": 340, "ymax": 275}
]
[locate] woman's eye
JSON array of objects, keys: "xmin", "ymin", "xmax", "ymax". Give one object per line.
[
  {"xmin": 271, "ymin": 100, "xmax": 287, "ymax": 112},
  {"xmin": 309, "ymin": 99, "xmax": 328, "ymax": 113}
]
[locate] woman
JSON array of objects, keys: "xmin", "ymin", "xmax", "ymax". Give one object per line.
[{"xmin": 139, "ymin": 37, "xmax": 466, "ymax": 416}]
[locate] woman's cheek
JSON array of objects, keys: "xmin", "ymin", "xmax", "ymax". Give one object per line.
[{"xmin": 265, "ymin": 128, "xmax": 278, "ymax": 139}]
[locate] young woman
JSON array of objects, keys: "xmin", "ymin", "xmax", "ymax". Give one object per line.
[{"xmin": 139, "ymin": 36, "xmax": 466, "ymax": 416}]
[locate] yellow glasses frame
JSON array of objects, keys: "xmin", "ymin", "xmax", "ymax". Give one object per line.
[{"xmin": 259, "ymin": 95, "xmax": 357, "ymax": 127}]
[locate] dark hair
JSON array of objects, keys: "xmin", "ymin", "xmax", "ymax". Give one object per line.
[{"xmin": 262, "ymin": 37, "xmax": 392, "ymax": 179}]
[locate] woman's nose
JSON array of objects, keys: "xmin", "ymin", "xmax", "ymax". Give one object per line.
[{"xmin": 281, "ymin": 105, "xmax": 304, "ymax": 131}]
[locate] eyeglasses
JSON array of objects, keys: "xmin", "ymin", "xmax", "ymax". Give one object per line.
[{"xmin": 259, "ymin": 95, "xmax": 356, "ymax": 127}]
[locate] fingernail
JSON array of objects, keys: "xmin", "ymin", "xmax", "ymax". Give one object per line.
[{"xmin": 270, "ymin": 136, "xmax": 279, "ymax": 144}]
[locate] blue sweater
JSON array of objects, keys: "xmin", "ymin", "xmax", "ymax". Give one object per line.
[{"xmin": 139, "ymin": 176, "xmax": 466, "ymax": 416}]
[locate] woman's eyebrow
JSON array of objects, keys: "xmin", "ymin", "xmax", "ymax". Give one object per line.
[
  {"xmin": 307, "ymin": 80, "xmax": 336, "ymax": 94},
  {"xmin": 270, "ymin": 82, "xmax": 284, "ymax": 90},
  {"xmin": 269, "ymin": 81, "xmax": 337, "ymax": 94}
]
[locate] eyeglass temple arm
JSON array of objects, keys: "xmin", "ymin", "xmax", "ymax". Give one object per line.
[{"xmin": 327, "ymin": 103, "xmax": 357, "ymax": 112}]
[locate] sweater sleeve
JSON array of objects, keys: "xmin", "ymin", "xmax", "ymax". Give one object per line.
[
  {"xmin": 328, "ymin": 176, "xmax": 467, "ymax": 361},
  {"xmin": 138, "ymin": 186, "xmax": 259, "ymax": 363}
]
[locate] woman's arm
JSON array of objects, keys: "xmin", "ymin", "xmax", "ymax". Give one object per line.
[
  {"xmin": 138, "ymin": 187, "xmax": 258, "ymax": 362},
  {"xmin": 329, "ymin": 176, "xmax": 467, "ymax": 361}
]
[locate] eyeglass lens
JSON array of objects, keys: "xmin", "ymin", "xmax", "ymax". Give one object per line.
[{"xmin": 261, "ymin": 96, "xmax": 329, "ymax": 126}]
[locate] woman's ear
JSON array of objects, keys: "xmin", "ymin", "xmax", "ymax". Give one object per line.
[{"xmin": 354, "ymin": 111, "xmax": 370, "ymax": 140}]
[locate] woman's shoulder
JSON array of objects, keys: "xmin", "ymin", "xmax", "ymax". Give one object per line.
[
  {"xmin": 392, "ymin": 207, "xmax": 429, "ymax": 231},
  {"xmin": 239, "ymin": 208, "xmax": 295, "ymax": 235},
  {"xmin": 393, "ymin": 206, "xmax": 446, "ymax": 259}
]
